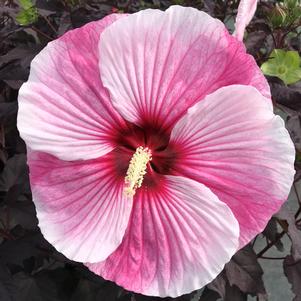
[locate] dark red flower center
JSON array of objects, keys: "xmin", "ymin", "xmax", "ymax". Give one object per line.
[{"xmin": 112, "ymin": 122, "xmax": 179, "ymax": 192}]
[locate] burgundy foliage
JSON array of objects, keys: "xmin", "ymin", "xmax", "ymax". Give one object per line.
[{"xmin": 0, "ymin": 0, "xmax": 301, "ymax": 300}]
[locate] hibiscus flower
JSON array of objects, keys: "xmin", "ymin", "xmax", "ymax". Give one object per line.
[{"xmin": 17, "ymin": 2, "xmax": 295, "ymax": 298}]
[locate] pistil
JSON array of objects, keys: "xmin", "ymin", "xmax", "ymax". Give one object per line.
[{"xmin": 124, "ymin": 146, "xmax": 152, "ymax": 196}]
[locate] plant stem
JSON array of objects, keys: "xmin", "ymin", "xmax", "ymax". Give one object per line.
[
  {"xmin": 31, "ymin": 26, "xmax": 53, "ymax": 40},
  {"xmin": 42, "ymin": 16, "xmax": 57, "ymax": 36},
  {"xmin": 256, "ymin": 231, "xmax": 286, "ymax": 258},
  {"xmin": 259, "ymin": 256, "xmax": 286, "ymax": 260}
]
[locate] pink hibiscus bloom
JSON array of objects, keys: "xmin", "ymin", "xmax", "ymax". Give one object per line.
[{"xmin": 17, "ymin": 3, "xmax": 295, "ymax": 298}]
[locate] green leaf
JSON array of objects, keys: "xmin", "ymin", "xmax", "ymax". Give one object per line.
[
  {"xmin": 284, "ymin": 0, "xmax": 300, "ymax": 11},
  {"xmin": 19, "ymin": 0, "xmax": 35, "ymax": 9},
  {"xmin": 268, "ymin": 1, "xmax": 301, "ymax": 28},
  {"xmin": 284, "ymin": 50, "xmax": 300, "ymax": 68},
  {"xmin": 268, "ymin": 4, "xmax": 287, "ymax": 28},
  {"xmin": 16, "ymin": 0, "xmax": 38, "ymax": 26},
  {"xmin": 261, "ymin": 49, "xmax": 301, "ymax": 85}
]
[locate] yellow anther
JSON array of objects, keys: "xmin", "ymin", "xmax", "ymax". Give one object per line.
[{"xmin": 124, "ymin": 146, "xmax": 152, "ymax": 197}]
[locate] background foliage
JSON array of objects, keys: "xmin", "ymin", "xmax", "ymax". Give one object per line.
[{"xmin": 0, "ymin": 0, "xmax": 301, "ymax": 300}]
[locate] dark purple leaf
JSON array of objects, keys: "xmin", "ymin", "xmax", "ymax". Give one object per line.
[
  {"xmin": 0, "ymin": 102, "xmax": 17, "ymax": 123},
  {"xmin": 57, "ymin": 12, "xmax": 71, "ymax": 36},
  {"xmin": 0, "ymin": 64, "xmax": 28, "ymax": 83},
  {"xmin": 262, "ymin": 217, "xmax": 284, "ymax": 252},
  {"xmin": 69, "ymin": 278, "xmax": 102, "ymax": 301},
  {"xmin": 70, "ymin": 5, "xmax": 112, "ymax": 29},
  {"xmin": 224, "ymin": 283, "xmax": 247, "ymax": 301},
  {"xmin": 9, "ymin": 200, "xmax": 38, "ymax": 230},
  {"xmin": 207, "ymin": 271, "xmax": 227, "ymax": 298},
  {"xmin": 267, "ymin": 76, "xmax": 301, "ymax": 112},
  {"xmin": 0, "ymin": 262, "xmax": 14, "ymax": 301},
  {"xmin": 35, "ymin": 0, "xmax": 64, "ymax": 12},
  {"xmin": 206, "ymin": 271, "xmax": 252, "ymax": 301},
  {"xmin": 276, "ymin": 205, "xmax": 301, "ymax": 260},
  {"xmin": 290, "ymin": 35, "xmax": 301, "ymax": 53},
  {"xmin": 0, "ymin": 6, "xmax": 18, "ymax": 18},
  {"xmin": 0, "ymin": 231, "xmax": 48, "ymax": 266},
  {"xmin": 202, "ymin": 0, "xmax": 216, "ymax": 15},
  {"xmin": 0, "ymin": 154, "xmax": 28, "ymax": 191},
  {"xmin": 11, "ymin": 272, "xmax": 43, "ymax": 301},
  {"xmin": 245, "ymin": 31, "xmax": 267, "ymax": 56},
  {"xmin": 0, "ymin": 24, "xmax": 23, "ymax": 41},
  {"xmin": 286, "ymin": 114, "xmax": 301, "ymax": 152},
  {"xmin": 199, "ymin": 287, "xmax": 220, "ymax": 301},
  {"xmin": 225, "ymin": 245, "xmax": 266, "ymax": 295},
  {"xmin": 0, "ymin": 1, "xmax": 299, "ymax": 300},
  {"xmin": 0, "ymin": 45, "xmax": 40, "ymax": 66},
  {"xmin": 248, "ymin": 19, "xmax": 272, "ymax": 34}
]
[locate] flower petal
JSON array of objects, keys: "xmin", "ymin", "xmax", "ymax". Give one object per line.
[
  {"xmin": 28, "ymin": 150, "xmax": 132, "ymax": 263},
  {"xmin": 234, "ymin": 0, "xmax": 258, "ymax": 41},
  {"xmin": 169, "ymin": 85, "xmax": 295, "ymax": 248},
  {"xmin": 18, "ymin": 15, "xmax": 127, "ymax": 161},
  {"xmin": 86, "ymin": 175, "xmax": 239, "ymax": 297},
  {"xmin": 99, "ymin": 5, "xmax": 270, "ymax": 130}
]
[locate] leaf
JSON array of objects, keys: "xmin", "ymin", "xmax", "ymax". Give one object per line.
[
  {"xmin": 0, "ymin": 63, "xmax": 29, "ymax": 87},
  {"xmin": 199, "ymin": 287, "xmax": 220, "ymax": 301},
  {"xmin": 11, "ymin": 272, "xmax": 43, "ymax": 301},
  {"xmin": 0, "ymin": 45, "xmax": 42, "ymax": 67},
  {"xmin": 261, "ymin": 49, "xmax": 301, "ymax": 85},
  {"xmin": 9, "ymin": 200, "xmax": 38, "ymax": 230},
  {"xmin": 262, "ymin": 217, "xmax": 284, "ymax": 252},
  {"xmin": 19, "ymin": 0, "xmax": 36, "ymax": 10},
  {"xmin": 0, "ymin": 231, "xmax": 48, "ymax": 266},
  {"xmin": 16, "ymin": 8, "xmax": 38, "ymax": 26},
  {"xmin": 70, "ymin": 4, "xmax": 114, "ymax": 28},
  {"xmin": 35, "ymin": 0, "xmax": 64, "ymax": 12},
  {"xmin": 0, "ymin": 154, "xmax": 28, "ymax": 191},
  {"xmin": 286, "ymin": 114, "xmax": 301, "ymax": 152},
  {"xmin": 245, "ymin": 31, "xmax": 267, "ymax": 56},
  {"xmin": 16, "ymin": 0, "xmax": 38, "ymax": 26},
  {"xmin": 290, "ymin": 34, "xmax": 301, "ymax": 53},
  {"xmin": 0, "ymin": 262, "xmax": 14, "ymax": 301},
  {"xmin": 284, "ymin": 0, "xmax": 300, "ymax": 11},
  {"xmin": 0, "ymin": 44, "xmax": 41, "ymax": 90},
  {"xmin": 206, "ymin": 271, "xmax": 250, "ymax": 301},
  {"xmin": 96, "ymin": 282, "xmax": 129, "ymax": 301},
  {"xmin": 202, "ymin": 0, "xmax": 216, "ymax": 15},
  {"xmin": 267, "ymin": 4, "xmax": 287, "ymax": 28},
  {"xmin": 225, "ymin": 245, "xmax": 266, "ymax": 295},
  {"xmin": 268, "ymin": 1, "xmax": 301, "ymax": 28},
  {"xmin": 224, "ymin": 283, "xmax": 247, "ymax": 301},
  {"xmin": 0, "ymin": 103, "xmax": 18, "ymax": 124},
  {"xmin": 57, "ymin": 12, "xmax": 72, "ymax": 36},
  {"xmin": 207, "ymin": 271, "xmax": 227, "ymax": 299},
  {"xmin": 276, "ymin": 205, "xmax": 301, "ymax": 260},
  {"xmin": 283, "ymin": 255, "xmax": 301, "ymax": 301},
  {"xmin": 267, "ymin": 76, "xmax": 301, "ymax": 111},
  {"xmin": 35, "ymin": 268, "xmax": 79, "ymax": 300},
  {"xmin": 70, "ymin": 278, "xmax": 103, "ymax": 301}
]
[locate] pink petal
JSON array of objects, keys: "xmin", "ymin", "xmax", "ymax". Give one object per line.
[
  {"xmin": 86, "ymin": 175, "xmax": 239, "ymax": 297},
  {"xmin": 234, "ymin": 0, "xmax": 258, "ymax": 41},
  {"xmin": 28, "ymin": 150, "xmax": 133, "ymax": 262},
  {"xmin": 18, "ymin": 14, "xmax": 128, "ymax": 161},
  {"xmin": 170, "ymin": 85, "xmax": 295, "ymax": 248},
  {"xmin": 99, "ymin": 5, "xmax": 270, "ymax": 131}
]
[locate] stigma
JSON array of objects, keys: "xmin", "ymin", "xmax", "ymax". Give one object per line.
[{"xmin": 124, "ymin": 146, "xmax": 152, "ymax": 196}]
